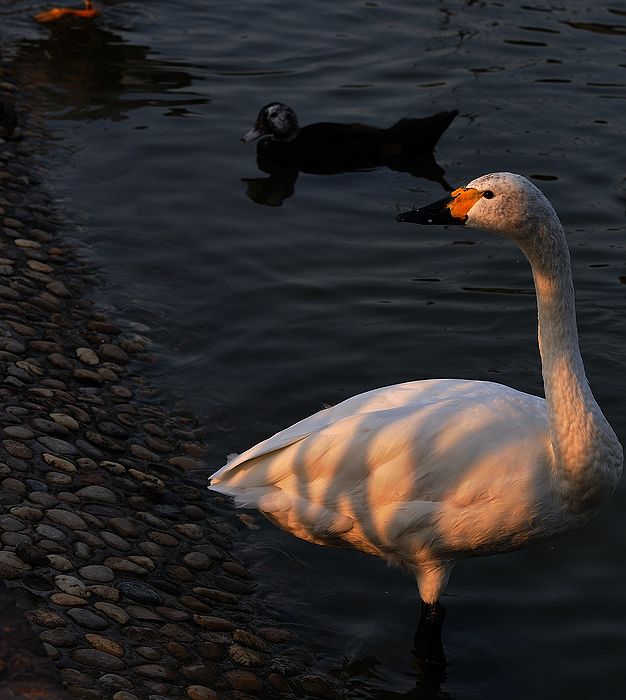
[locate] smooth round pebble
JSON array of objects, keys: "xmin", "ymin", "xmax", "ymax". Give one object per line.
[
  {"xmin": 88, "ymin": 584, "xmax": 120, "ymax": 602},
  {"xmin": 100, "ymin": 530, "xmax": 132, "ymax": 551},
  {"xmin": 186, "ymin": 685, "xmax": 218, "ymax": 700},
  {"xmin": 42, "ymin": 452, "xmax": 76, "ymax": 473},
  {"xmin": 128, "ymin": 555, "xmax": 154, "ymax": 571},
  {"xmin": 175, "ymin": 523, "xmax": 204, "ymax": 540},
  {"xmin": 2, "ymin": 441, "xmax": 32, "ymax": 460},
  {"xmin": 147, "ymin": 531, "xmax": 178, "ymax": 546},
  {"xmin": 37, "ymin": 436, "xmax": 78, "ymax": 454},
  {"xmin": 98, "ymin": 673, "xmax": 133, "ymax": 690},
  {"xmin": 50, "ymin": 593, "xmax": 88, "ymax": 607},
  {"xmin": 136, "ymin": 646, "xmax": 161, "ymax": 660},
  {"xmin": 127, "ymin": 605, "xmax": 163, "ymax": 621},
  {"xmin": 54, "ymin": 575, "xmax": 90, "ymax": 598},
  {"xmin": 25, "ymin": 609, "xmax": 66, "ymax": 629},
  {"xmin": 40, "ymin": 629, "xmax": 80, "ymax": 647},
  {"xmin": 116, "ymin": 581, "xmax": 162, "ymax": 605},
  {"xmin": 134, "ymin": 664, "xmax": 177, "ymax": 681},
  {"xmin": 1, "ymin": 532, "xmax": 32, "ymax": 547},
  {"xmin": 104, "ymin": 556, "xmax": 148, "ymax": 575},
  {"xmin": 50, "ymin": 412, "xmax": 80, "ymax": 431},
  {"xmin": 74, "ymin": 541, "xmax": 92, "ymax": 559},
  {"xmin": 108, "ymin": 517, "xmax": 138, "ymax": 538},
  {"xmin": 43, "ymin": 642, "xmax": 60, "ymax": 660},
  {"xmin": 48, "ymin": 554, "xmax": 74, "ymax": 571},
  {"xmin": 79, "ymin": 564, "xmax": 115, "ymax": 582},
  {"xmin": 75, "ymin": 485, "xmax": 118, "ymax": 504},
  {"xmin": 0, "ymin": 515, "xmax": 26, "ymax": 532},
  {"xmin": 183, "ymin": 552, "xmax": 211, "ymax": 570},
  {"xmin": 76, "ymin": 347, "xmax": 99, "ymax": 365},
  {"xmin": 2, "ymin": 425, "xmax": 34, "ymax": 439},
  {"xmin": 45, "ymin": 471, "xmax": 73, "ymax": 486},
  {"xmin": 67, "ymin": 608, "xmax": 110, "ymax": 630},
  {"xmin": 46, "ymin": 508, "xmax": 87, "ymax": 530},
  {"xmin": 0, "ymin": 550, "xmax": 31, "ymax": 578},
  {"xmin": 1, "ymin": 476, "xmax": 27, "ymax": 492},
  {"xmin": 85, "ymin": 633, "xmax": 124, "ymax": 657},
  {"xmin": 10, "ymin": 505, "xmax": 43, "ymax": 522},
  {"xmin": 29, "ymin": 491, "xmax": 58, "ymax": 507},
  {"xmin": 228, "ymin": 643, "xmax": 264, "ymax": 667},
  {"xmin": 94, "ymin": 602, "xmax": 129, "ymax": 625},
  {"xmin": 72, "ymin": 648, "xmax": 126, "ymax": 671},
  {"xmin": 224, "ymin": 669, "xmax": 263, "ymax": 694},
  {"xmin": 193, "ymin": 615, "xmax": 235, "ymax": 632}
]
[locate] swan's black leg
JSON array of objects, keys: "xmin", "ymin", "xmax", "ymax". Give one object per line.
[{"xmin": 413, "ymin": 600, "xmax": 446, "ymax": 669}]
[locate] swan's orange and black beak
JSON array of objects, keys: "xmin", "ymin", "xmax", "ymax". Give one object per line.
[{"xmin": 396, "ymin": 187, "xmax": 482, "ymax": 226}]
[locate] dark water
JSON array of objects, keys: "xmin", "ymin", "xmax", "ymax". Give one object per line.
[{"xmin": 3, "ymin": 0, "xmax": 626, "ymax": 697}]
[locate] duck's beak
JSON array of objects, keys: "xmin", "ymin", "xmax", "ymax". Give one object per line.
[
  {"xmin": 396, "ymin": 187, "xmax": 481, "ymax": 225},
  {"xmin": 241, "ymin": 127, "xmax": 263, "ymax": 143}
]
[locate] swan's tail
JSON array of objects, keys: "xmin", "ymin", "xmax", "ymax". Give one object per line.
[{"xmin": 207, "ymin": 452, "xmax": 239, "ymax": 489}]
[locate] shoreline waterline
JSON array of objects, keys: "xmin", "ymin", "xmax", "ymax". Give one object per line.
[{"xmin": 0, "ymin": 56, "xmax": 339, "ymax": 700}]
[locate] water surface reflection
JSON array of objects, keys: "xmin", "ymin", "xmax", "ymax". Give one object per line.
[
  {"xmin": 243, "ymin": 151, "xmax": 453, "ymax": 207},
  {"xmin": 11, "ymin": 17, "xmax": 206, "ymax": 121},
  {"xmin": 2, "ymin": 0, "xmax": 626, "ymax": 698}
]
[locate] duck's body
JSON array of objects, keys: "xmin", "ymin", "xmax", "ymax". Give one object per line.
[
  {"xmin": 242, "ymin": 103, "xmax": 457, "ymax": 171},
  {"xmin": 209, "ymin": 172, "xmax": 622, "ymax": 655}
]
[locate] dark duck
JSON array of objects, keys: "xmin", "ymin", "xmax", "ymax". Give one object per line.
[{"xmin": 242, "ymin": 102, "xmax": 458, "ymax": 172}]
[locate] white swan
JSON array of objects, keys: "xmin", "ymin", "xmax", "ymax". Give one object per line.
[{"xmin": 209, "ymin": 172, "xmax": 622, "ymax": 653}]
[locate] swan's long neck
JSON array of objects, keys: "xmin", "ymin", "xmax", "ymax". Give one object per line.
[{"xmin": 524, "ymin": 218, "xmax": 622, "ymax": 512}]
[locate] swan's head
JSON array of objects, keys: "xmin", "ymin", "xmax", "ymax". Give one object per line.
[
  {"xmin": 241, "ymin": 102, "xmax": 300, "ymax": 143},
  {"xmin": 397, "ymin": 172, "xmax": 561, "ymax": 247}
]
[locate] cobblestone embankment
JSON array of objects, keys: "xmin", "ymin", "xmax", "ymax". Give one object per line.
[{"xmin": 0, "ymin": 69, "xmax": 340, "ymax": 700}]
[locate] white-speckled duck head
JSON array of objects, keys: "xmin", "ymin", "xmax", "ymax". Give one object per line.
[
  {"xmin": 241, "ymin": 103, "xmax": 300, "ymax": 143},
  {"xmin": 396, "ymin": 172, "xmax": 562, "ymax": 248}
]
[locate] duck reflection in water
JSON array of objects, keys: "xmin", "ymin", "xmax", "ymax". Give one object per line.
[{"xmin": 241, "ymin": 103, "xmax": 457, "ymax": 206}]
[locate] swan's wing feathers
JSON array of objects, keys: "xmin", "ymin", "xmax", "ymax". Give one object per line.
[
  {"xmin": 210, "ymin": 408, "xmax": 389, "ymax": 493},
  {"xmin": 210, "ymin": 379, "xmax": 547, "ymax": 507},
  {"xmin": 212, "ymin": 379, "xmax": 464, "ymax": 481},
  {"xmin": 210, "ymin": 381, "xmax": 423, "ymax": 484}
]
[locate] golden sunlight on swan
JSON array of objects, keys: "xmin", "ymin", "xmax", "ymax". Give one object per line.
[{"xmin": 209, "ymin": 172, "xmax": 623, "ymax": 662}]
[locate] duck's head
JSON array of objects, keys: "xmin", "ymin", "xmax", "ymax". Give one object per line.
[
  {"xmin": 241, "ymin": 103, "xmax": 300, "ymax": 143},
  {"xmin": 396, "ymin": 172, "xmax": 561, "ymax": 249}
]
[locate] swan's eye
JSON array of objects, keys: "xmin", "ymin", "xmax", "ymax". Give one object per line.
[{"xmin": 483, "ymin": 190, "xmax": 495, "ymax": 199}]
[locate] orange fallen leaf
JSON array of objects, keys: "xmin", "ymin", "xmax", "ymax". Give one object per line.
[{"xmin": 34, "ymin": 3, "xmax": 101, "ymax": 23}]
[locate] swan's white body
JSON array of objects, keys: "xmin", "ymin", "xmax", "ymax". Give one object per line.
[{"xmin": 209, "ymin": 173, "xmax": 622, "ymax": 606}]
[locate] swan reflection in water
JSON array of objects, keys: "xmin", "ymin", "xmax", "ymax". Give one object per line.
[{"xmin": 331, "ymin": 652, "xmax": 453, "ymax": 698}]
